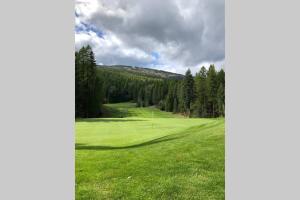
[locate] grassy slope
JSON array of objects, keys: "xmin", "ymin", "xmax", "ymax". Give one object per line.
[{"xmin": 76, "ymin": 103, "xmax": 224, "ymax": 200}]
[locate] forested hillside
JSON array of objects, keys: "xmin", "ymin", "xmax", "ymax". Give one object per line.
[
  {"xmin": 75, "ymin": 46, "xmax": 225, "ymax": 118},
  {"xmin": 98, "ymin": 65, "xmax": 184, "ymax": 80}
]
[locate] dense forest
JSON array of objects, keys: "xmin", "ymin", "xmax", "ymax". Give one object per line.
[{"xmin": 75, "ymin": 46, "xmax": 225, "ymax": 118}]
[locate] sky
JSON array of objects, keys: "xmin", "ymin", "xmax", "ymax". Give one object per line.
[{"xmin": 75, "ymin": 0, "xmax": 224, "ymax": 75}]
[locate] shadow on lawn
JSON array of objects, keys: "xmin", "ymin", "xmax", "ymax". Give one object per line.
[
  {"xmin": 75, "ymin": 134, "xmax": 188, "ymax": 151},
  {"xmin": 75, "ymin": 123, "xmax": 219, "ymax": 151},
  {"xmin": 75, "ymin": 118, "xmax": 146, "ymax": 123}
]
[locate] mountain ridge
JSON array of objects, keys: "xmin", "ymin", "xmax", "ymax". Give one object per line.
[{"xmin": 97, "ymin": 65, "xmax": 184, "ymax": 80}]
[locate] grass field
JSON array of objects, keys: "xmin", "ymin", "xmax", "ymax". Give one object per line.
[{"xmin": 76, "ymin": 102, "xmax": 224, "ymax": 200}]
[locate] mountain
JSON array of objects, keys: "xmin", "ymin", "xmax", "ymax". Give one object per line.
[{"xmin": 97, "ymin": 65, "xmax": 184, "ymax": 80}]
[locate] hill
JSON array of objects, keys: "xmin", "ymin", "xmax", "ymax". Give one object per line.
[{"xmin": 97, "ymin": 65, "xmax": 184, "ymax": 80}]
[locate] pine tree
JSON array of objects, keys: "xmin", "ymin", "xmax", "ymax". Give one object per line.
[
  {"xmin": 75, "ymin": 45, "xmax": 102, "ymax": 118},
  {"xmin": 183, "ymin": 69, "xmax": 194, "ymax": 117},
  {"xmin": 194, "ymin": 66, "xmax": 208, "ymax": 117},
  {"xmin": 173, "ymin": 97, "xmax": 178, "ymax": 113},
  {"xmin": 217, "ymin": 69, "xmax": 225, "ymax": 116},
  {"xmin": 137, "ymin": 88, "xmax": 145, "ymax": 107},
  {"xmin": 217, "ymin": 83, "xmax": 225, "ymax": 116},
  {"xmin": 207, "ymin": 65, "xmax": 218, "ymax": 117}
]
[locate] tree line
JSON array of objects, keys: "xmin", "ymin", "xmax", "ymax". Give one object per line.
[{"xmin": 75, "ymin": 46, "xmax": 225, "ymax": 118}]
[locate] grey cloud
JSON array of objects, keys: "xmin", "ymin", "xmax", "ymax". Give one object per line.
[{"xmin": 75, "ymin": 0, "xmax": 224, "ymax": 73}]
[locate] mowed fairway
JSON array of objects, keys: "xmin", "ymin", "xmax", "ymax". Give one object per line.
[{"xmin": 76, "ymin": 103, "xmax": 224, "ymax": 200}]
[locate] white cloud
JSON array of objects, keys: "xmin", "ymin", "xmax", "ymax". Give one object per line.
[
  {"xmin": 75, "ymin": 0, "xmax": 224, "ymax": 74},
  {"xmin": 75, "ymin": 30, "xmax": 153, "ymax": 67},
  {"xmin": 75, "ymin": 0, "xmax": 99, "ymax": 19}
]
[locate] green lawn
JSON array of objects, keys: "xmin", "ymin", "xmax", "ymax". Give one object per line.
[
  {"xmin": 76, "ymin": 102, "xmax": 224, "ymax": 199},
  {"xmin": 101, "ymin": 102, "xmax": 183, "ymax": 118}
]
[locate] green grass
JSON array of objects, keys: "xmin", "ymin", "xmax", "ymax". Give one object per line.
[
  {"xmin": 76, "ymin": 102, "xmax": 224, "ymax": 199},
  {"xmin": 101, "ymin": 102, "xmax": 183, "ymax": 118}
]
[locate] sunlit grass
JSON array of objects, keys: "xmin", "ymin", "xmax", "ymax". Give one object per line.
[{"xmin": 76, "ymin": 102, "xmax": 224, "ymax": 199}]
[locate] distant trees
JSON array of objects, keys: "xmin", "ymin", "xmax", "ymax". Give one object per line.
[
  {"xmin": 75, "ymin": 46, "xmax": 225, "ymax": 118},
  {"xmin": 96, "ymin": 66, "xmax": 225, "ymax": 118},
  {"xmin": 192, "ymin": 65, "xmax": 225, "ymax": 117},
  {"xmin": 75, "ymin": 45, "xmax": 102, "ymax": 118}
]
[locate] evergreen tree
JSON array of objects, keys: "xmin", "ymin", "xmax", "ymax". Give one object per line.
[
  {"xmin": 183, "ymin": 69, "xmax": 194, "ymax": 117},
  {"xmin": 194, "ymin": 67, "xmax": 208, "ymax": 117},
  {"xmin": 75, "ymin": 45, "xmax": 102, "ymax": 118},
  {"xmin": 77, "ymin": 50, "xmax": 225, "ymax": 118},
  {"xmin": 217, "ymin": 69, "xmax": 225, "ymax": 116},
  {"xmin": 173, "ymin": 97, "xmax": 178, "ymax": 113},
  {"xmin": 137, "ymin": 87, "xmax": 145, "ymax": 107},
  {"xmin": 207, "ymin": 65, "xmax": 218, "ymax": 117},
  {"xmin": 217, "ymin": 83, "xmax": 225, "ymax": 116}
]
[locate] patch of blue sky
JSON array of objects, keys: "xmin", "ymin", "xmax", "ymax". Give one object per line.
[
  {"xmin": 75, "ymin": 17, "xmax": 104, "ymax": 38},
  {"xmin": 150, "ymin": 51, "xmax": 160, "ymax": 65}
]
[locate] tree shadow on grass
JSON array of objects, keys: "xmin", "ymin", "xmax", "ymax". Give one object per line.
[
  {"xmin": 75, "ymin": 118, "xmax": 146, "ymax": 123},
  {"xmin": 75, "ymin": 123, "xmax": 217, "ymax": 151},
  {"xmin": 101, "ymin": 105, "xmax": 134, "ymax": 118},
  {"xmin": 75, "ymin": 133, "xmax": 188, "ymax": 151}
]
